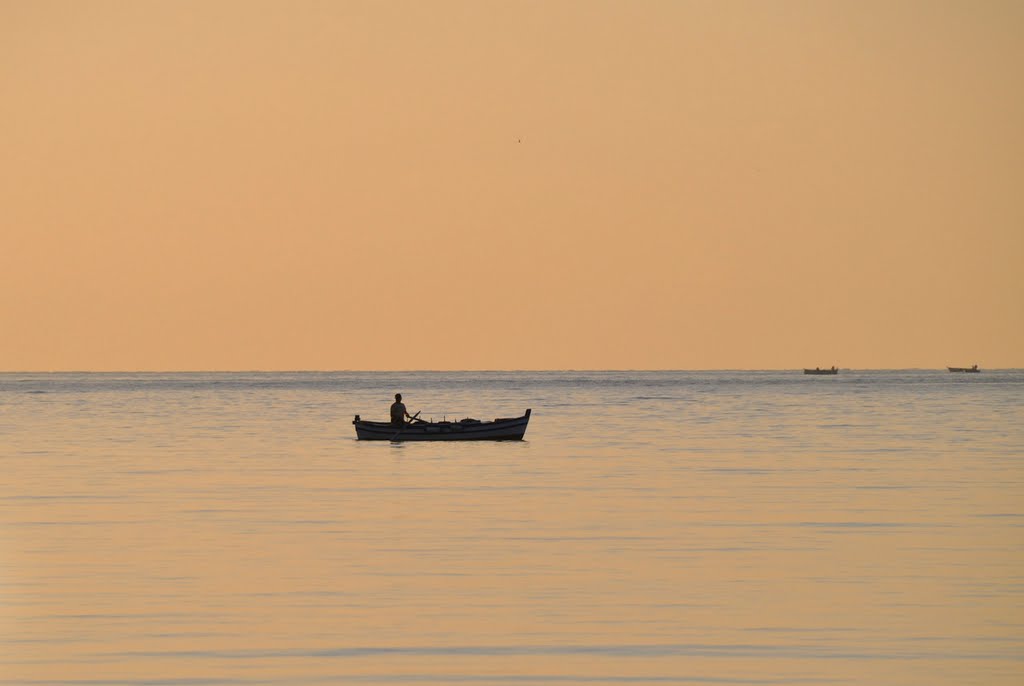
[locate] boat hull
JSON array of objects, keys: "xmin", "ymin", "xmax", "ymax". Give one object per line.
[
  {"xmin": 804, "ymin": 368, "xmax": 838, "ymax": 375},
  {"xmin": 353, "ymin": 409, "xmax": 531, "ymax": 441},
  {"xmin": 948, "ymin": 367, "xmax": 980, "ymax": 373}
]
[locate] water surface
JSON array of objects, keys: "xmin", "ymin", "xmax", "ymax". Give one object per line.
[{"xmin": 2, "ymin": 371, "xmax": 1022, "ymax": 684}]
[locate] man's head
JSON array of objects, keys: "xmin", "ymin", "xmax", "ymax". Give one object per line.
[{"xmin": 395, "ymin": 393, "xmax": 402, "ymax": 402}]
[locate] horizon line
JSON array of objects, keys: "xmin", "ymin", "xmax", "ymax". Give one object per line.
[{"xmin": 1, "ymin": 367, "xmax": 1019, "ymax": 374}]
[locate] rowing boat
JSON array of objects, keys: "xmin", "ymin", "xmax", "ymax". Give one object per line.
[{"xmin": 353, "ymin": 409, "xmax": 531, "ymax": 441}]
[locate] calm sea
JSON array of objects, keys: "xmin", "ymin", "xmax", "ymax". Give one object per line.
[{"xmin": 1, "ymin": 370, "xmax": 1022, "ymax": 685}]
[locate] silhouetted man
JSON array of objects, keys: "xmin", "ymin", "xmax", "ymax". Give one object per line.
[{"xmin": 390, "ymin": 393, "xmax": 412, "ymax": 427}]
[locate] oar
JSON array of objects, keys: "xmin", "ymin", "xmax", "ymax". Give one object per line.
[{"xmin": 390, "ymin": 411, "xmax": 421, "ymax": 442}]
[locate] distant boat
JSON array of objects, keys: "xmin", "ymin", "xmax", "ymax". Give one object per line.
[
  {"xmin": 353, "ymin": 409, "xmax": 531, "ymax": 441},
  {"xmin": 948, "ymin": 365, "xmax": 980, "ymax": 373},
  {"xmin": 804, "ymin": 366, "xmax": 838, "ymax": 375}
]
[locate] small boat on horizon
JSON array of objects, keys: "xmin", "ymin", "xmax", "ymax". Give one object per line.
[
  {"xmin": 948, "ymin": 365, "xmax": 980, "ymax": 373},
  {"xmin": 353, "ymin": 409, "xmax": 531, "ymax": 441},
  {"xmin": 804, "ymin": 366, "xmax": 838, "ymax": 375}
]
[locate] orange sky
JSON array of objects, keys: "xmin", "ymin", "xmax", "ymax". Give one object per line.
[{"xmin": 2, "ymin": 0, "xmax": 1021, "ymax": 370}]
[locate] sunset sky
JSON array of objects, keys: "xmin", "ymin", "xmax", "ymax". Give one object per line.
[{"xmin": 2, "ymin": 0, "xmax": 1021, "ymax": 370}]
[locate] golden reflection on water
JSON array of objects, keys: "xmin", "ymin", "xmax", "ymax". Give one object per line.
[{"xmin": 2, "ymin": 372, "xmax": 1022, "ymax": 684}]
